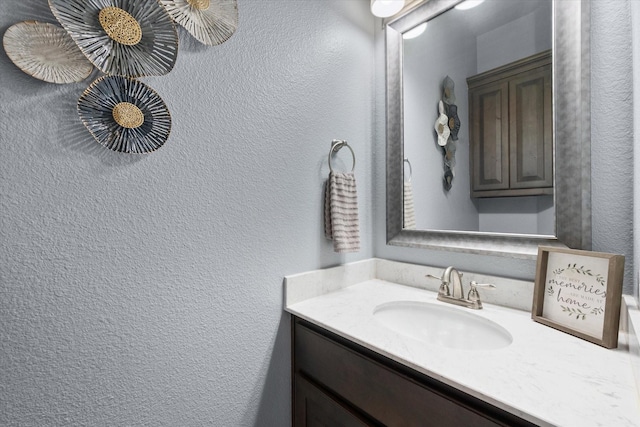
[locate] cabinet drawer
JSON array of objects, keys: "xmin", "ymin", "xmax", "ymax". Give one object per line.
[
  {"xmin": 295, "ymin": 373, "xmax": 375, "ymax": 427},
  {"xmin": 294, "ymin": 320, "xmax": 524, "ymax": 427}
]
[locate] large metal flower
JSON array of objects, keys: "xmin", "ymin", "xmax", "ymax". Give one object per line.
[
  {"xmin": 159, "ymin": 0, "xmax": 238, "ymax": 46},
  {"xmin": 49, "ymin": 0, "xmax": 179, "ymax": 77},
  {"xmin": 78, "ymin": 75, "xmax": 171, "ymax": 153},
  {"xmin": 3, "ymin": 21, "xmax": 93, "ymax": 84}
]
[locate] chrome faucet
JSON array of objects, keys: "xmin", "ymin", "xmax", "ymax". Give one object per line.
[{"xmin": 426, "ymin": 267, "xmax": 495, "ymax": 309}]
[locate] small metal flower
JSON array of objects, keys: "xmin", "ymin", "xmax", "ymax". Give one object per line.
[
  {"xmin": 444, "ymin": 103, "xmax": 461, "ymax": 141},
  {"xmin": 159, "ymin": 0, "xmax": 238, "ymax": 46},
  {"xmin": 78, "ymin": 75, "xmax": 171, "ymax": 153},
  {"xmin": 48, "ymin": 0, "xmax": 179, "ymax": 77},
  {"xmin": 3, "ymin": 21, "xmax": 93, "ymax": 84}
]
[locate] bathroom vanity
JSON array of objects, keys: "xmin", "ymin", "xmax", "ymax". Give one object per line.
[
  {"xmin": 285, "ymin": 259, "xmax": 640, "ymax": 427},
  {"xmin": 293, "ymin": 318, "xmax": 534, "ymax": 426}
]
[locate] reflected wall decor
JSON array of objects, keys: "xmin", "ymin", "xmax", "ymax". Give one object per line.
[
  {"xmin": 433, "ymin": 76, "xmax": 460, "ymax": 191},
  {"xmin": 2, "ymin": 0, "xmax": 238, "ymax": 153}
]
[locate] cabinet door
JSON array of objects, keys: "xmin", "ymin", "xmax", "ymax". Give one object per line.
[
  {"xmin": 509, "ymin": 64, "xmax": 552, "ymax": 189},
  {"xmin": 294, "ymin": 374, "xmax": 373, "ymax": 427},
  {"xmin": 470, "ymin": 81, "xmax": 510, "ymax": 194}
]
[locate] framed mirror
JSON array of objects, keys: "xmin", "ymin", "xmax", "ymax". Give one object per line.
[{"xmin": 386, "ymin": 0, "xmax": 591, "ymax": 259}]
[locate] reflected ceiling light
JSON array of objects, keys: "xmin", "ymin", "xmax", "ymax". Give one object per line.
[
  {"xmin": 370, "ymin": 0, "xmax": 405, "ymax": 18},
  {"xmin": 455, "ymin": 0, "xmax": 485, "ymax": 10},
  {"xmin": 402, "ymin": 22, "xmax": 427, "ymax": 39}
]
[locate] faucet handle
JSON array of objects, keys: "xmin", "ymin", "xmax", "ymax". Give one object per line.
[
  {"xmin": 468, "ymin": 281, "xmax": 495, "ymax": 306},
  {"xmin": 470, "ymin": 281, "xmax": 496, "ymax": 290},
  {"xmin": 425, "ymin": 274, "xmax": 450, "ymax": 297}
]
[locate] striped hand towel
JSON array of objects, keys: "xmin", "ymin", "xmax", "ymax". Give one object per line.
[
  {"xmin": 403, "ymin": 180, "xmax": 416, "ymax": 229},
  {"xmin": 324, "ymin": 171, "xmax": 360, "ymax": 253}
]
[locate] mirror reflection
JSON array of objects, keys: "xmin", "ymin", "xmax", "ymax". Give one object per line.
[{"xmin": 402, "ymin": 0, "xmax": 552, "ymax": 235}]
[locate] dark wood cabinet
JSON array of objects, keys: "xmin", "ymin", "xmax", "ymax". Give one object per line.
[
  {"xmin": 468, "ymin": 50, "xmax": 552, "ymax": 198},
  {"xmin": 292, "ymin": 317, "xmax": 536, "ymax": 427}
]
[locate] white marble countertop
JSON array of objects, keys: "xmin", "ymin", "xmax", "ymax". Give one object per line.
[{"xmin": 286, "ymin": 273, "xmax": 640, "ymax": 426}]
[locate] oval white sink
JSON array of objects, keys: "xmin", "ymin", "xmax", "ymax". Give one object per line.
[{"xmin": 373, "ymin": 301, "xmax": 512, "ymax": 351}]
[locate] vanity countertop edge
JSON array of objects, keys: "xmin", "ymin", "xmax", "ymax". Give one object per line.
[{"xmin": 285, "ymin": 259, "xmax": 640, "ymax": 427}]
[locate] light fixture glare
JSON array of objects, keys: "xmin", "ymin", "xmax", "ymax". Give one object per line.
[
  {"xmin": 402, "ymin": 22, "xmax": 427, "ymax": 39},
  {"xmin": 370, "ymin": 0, "xmax": 405, "ymax": 18},
  {"xmin": 455, "ymin": 0, "xmax": 485, "ymax": 10}
]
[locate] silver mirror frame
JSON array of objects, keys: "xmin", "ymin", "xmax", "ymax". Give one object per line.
[{"xmin": 386, "ymin": 0, "xmax": 591, "ymax": 259}]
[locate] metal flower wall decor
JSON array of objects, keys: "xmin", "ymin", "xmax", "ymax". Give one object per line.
[
  {"xmin": 3, "ymin": 0, "xmax": 239, "ymax": 154},
  {"xmin": 48, "ymin": 0, "xmax": 179, "ymax": 77},
  {"xmin": 433, "ymin": 75, "xmax": 460, "ymax": 191},
  {"xmin": 78, "ymin": 76, "xmax": 172, "ymax": 153},
  {"xmin": 160, "ymin": 0, "xmax": 239, "ymax": 46},
  {"xmin": 3, "ymin": 21, "xmax": 94, "ymax": 84}
]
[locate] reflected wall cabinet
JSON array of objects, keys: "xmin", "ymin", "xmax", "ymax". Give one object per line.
[{"xmin": 468, "ymin": 50, "xmax": 552, "ymax": 198}]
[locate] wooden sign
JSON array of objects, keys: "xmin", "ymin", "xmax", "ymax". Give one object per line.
[{"xmin": 532, "ymin": 246, "xmax": 625, "ymax": 348}]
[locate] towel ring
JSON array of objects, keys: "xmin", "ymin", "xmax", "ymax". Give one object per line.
[
  {"xmin": 404, "ymin": 157, "xmax": 412, "ymax": 182},
  {"xmin": 328, "ymin": 139, "xmax": 356, "ymax": 172}
]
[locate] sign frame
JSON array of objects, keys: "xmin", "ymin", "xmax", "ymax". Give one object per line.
[{"xmin": 532, "ymin": 246, "xmax": 624, "ymax": 348}]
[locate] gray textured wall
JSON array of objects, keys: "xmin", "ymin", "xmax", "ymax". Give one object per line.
[
  {"xmin": 590, "ymin": 0, "xmax": 634, "ymax": 295},
  {"xmin": 0, "ymin": 1, "xmax": 374, "ymax": 425},
  {"xmin": 375, "ymin": 0, "xmax": 635, "ymax": 295},
  {"xmin": 634, "ymin": 0, "xmax": 640, "ymax": 302}
]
